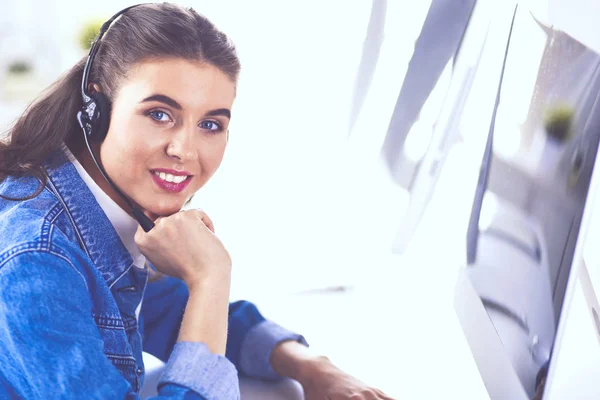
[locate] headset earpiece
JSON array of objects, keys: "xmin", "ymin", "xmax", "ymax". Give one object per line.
[
  {"xmin": 77, "ymin": 91, "xmax": 111, "ymax": 142},
  {"xmin": 87, "ymin": 92, "xmax": 111, "ymax": 142}
]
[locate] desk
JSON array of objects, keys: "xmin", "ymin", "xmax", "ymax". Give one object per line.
[{"xmin": 141, "ymin": 263, "xmax": 489, "ymax": 399}]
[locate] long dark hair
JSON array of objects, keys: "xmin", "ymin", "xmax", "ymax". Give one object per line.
[{"xmin": 0, "ymin": 3, "xmax": 240, "ymax": 201}]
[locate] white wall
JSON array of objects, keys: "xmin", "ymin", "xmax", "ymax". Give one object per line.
[
  {"xmin": 549, "ymin": 0, "xmax": 600, "ymax": 55},
  {"xmin": 0, "ymin": 1, "xmax": 434, "ymax": 299}
]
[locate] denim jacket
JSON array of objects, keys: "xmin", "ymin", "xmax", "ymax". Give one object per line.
[{"xmin": 0, "ymin": 149, "xmax": 306, "ymax": 399}]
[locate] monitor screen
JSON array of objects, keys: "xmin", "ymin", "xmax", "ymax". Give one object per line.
[{"xmin": 458, "ymin": 3, "xmax": 600, "ymax": 398}]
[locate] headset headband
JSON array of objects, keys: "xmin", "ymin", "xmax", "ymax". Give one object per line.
[{"xmin": 81, "ymin": 4, "xmax": 143, "ymax": 102}]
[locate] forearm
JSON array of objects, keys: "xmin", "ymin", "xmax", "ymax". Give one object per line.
[
  {"xmin": 178, "ymin": 277, "xmax": 231, "ymax": 355},
  {"xmin": 159, "ymin": 276, "xmax": 240, "ymax": 398}
]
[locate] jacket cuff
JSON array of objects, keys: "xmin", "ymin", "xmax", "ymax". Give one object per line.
[
  {"xmin": 158, "ymin": 341, "xmax": 240, "ymax": 399},
  {"xmin": 239, "ymin": 320, "xmax": 308, "ymax": 380}
]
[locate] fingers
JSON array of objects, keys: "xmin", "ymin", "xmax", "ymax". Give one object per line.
[
  {"xmin": 351, "ymin": 389, "xmax": 395, "ymax": 400},
  {"xmin": 347, "ymin": 391, "xmax": 377, "ymax": 400},
  {"xmin": 135, "ymin": 210, "xmax": 160, "ymax": 240},
  {"xmin": 363, "ymin": 390, "xmax": 381, "ymax": 400},
  {"xmin": 139, "ymin": 208, "xmax": 215, "ymax": 233},
  {"xmin": 374, "ymin": 389, "xmax": 395, "ymax": 400},
  {"xmin": 190, "ymin": 208, "xmax": 215, "ymax": 233},
  {"xmin": 202, "ymin": 213, "xmax": 215, "ymax": 233},
  {"xmin": 328, "ymin": 390, "xmax": 386, "ymax": 400}
]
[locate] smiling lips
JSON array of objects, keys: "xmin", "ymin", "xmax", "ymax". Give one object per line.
[{"xmin": 150, "ymin": 168, "xmax": 192, "ymax": 193}]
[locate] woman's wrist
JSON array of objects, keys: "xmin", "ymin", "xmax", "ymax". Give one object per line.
[
  {"xmin": 296, "ymin": 355, "xmax": 334, "ymax": 384},
  {"xmin": 179, "ymin": 271, "xmax": 231, "ymax": 355},
  {"xmin": 184, "ymin": 268, "xmax": 231, "ymax": 294},
  {"xmin": 270, "ymin": 340, "xmax": 332, "ymax": 383}
]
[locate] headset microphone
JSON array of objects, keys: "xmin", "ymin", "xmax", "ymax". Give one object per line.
[{"xmin": 76, "ymin": 4, "xmax": 155, "ymax": 232}]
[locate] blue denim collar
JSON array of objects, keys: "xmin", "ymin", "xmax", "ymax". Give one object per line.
[{"xmin": 44, "ymin": 149, "xmax": 135, "ymax": 287}]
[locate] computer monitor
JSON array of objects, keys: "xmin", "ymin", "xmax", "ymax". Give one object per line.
[
  {"xmin": 454, "ymin": 2, "xmax": 600, "ymax": 399},
  {"xmin": 372, "ymin": 0, "xmax": 478, "ymax": 253}
]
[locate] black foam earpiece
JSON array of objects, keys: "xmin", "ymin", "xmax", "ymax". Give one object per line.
[{"xmin": 87, "ymin": 92, "xmax": 112, "ymax": 143}]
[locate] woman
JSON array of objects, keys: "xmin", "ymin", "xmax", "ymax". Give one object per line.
[{"xmin": 0, "ymin": 3, "xmax": 393, "ymax": 400}]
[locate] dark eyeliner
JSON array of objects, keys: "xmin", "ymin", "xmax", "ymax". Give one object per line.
[
  {"xmin": 144, "ymin": 108, "xmax": 173, "ymax": 124},
  {"xmin": 200, "ymin": 119, "xmax": 224, "ymax": 133}
]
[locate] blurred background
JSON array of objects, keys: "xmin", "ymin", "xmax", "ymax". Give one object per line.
[{"xmin": 4, "ymin": 1, "xmax": 600, "ymax": 398}]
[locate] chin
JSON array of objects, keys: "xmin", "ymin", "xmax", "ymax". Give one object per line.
[{"xmin": 142, "ymin": 201, "xmax": 186, "ymax": 219}]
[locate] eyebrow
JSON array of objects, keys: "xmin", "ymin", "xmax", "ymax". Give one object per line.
[
  {"xmin": 205, "ymin": 108, "xmax": 231, "ymax": 119},
  {"xmin": 141, "ymin": 94, "xmax": 231, "ymax": 119},
  {"xmin": 142, "ymin": 94, "xmax": 182, "ymax": 110}
]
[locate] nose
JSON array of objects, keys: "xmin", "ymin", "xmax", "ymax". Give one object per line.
[{"xmin": 165, "ymin": 125, "xmax": 198, "ymax": 162}]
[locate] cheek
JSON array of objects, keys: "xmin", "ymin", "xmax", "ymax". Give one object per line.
[
  {"xmin": 198, "ymin": 142, "xmax": 226, "ymax": 177},
  {"xmin": 101, "ymin": 125, "xmax": 152, "ymax": 177}
]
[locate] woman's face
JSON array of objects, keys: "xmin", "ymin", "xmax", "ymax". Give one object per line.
[{"xmin": 93, "ymin": 58, "xmax": 235, "ymax": 218}]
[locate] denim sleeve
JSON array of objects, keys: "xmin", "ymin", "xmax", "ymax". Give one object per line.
[
  {"xmin": 141, "ymin": 276, "xmax": 307, "ymax": 380},
  {"xmin": 227, "ymin": 302, "xmax": 309, "ymax": 380},
  {"xmin": 0, "ymin": 250, "xmax": 238, "ymax": 399}
]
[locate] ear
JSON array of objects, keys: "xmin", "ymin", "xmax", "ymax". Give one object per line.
[{"xmin": 87, "ymin": 83, "xmax": 102, "ymax": 94}]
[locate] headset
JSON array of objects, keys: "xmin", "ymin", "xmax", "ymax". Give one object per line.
[{"xmin": 76, "ymin": 4, "xmax": 155, "ymax": 232}]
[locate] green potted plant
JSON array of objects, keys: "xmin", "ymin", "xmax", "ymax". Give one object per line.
[
  {"xmin": 544, "ymin": 105, "xmax": 575, "ymax": 143},
  {"xmin": 1, "ymin": 59, "xmax": 39, "ymax": 103},
  {"xmin": 79, "ymin": 19, "xmax": 104, "ymax": 51},
  {"xmin": 540, "ymin": 104, "xmax": 576, "ymax": 176},
  {"xmin": 7, "ymin": 61, "xmax": 31, "ymax": 76}
]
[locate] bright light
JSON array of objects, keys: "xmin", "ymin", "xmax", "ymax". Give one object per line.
[
  {"xmin": 494, "ymin": 120, "xmax": 522, "ymax": 159},
  {"xmin": 479, "ymin": 192, "xmax": 499, "ymax": 231},
  {"xmin": 404, "ymin": 120, "xmax": 434, "ymax": 163},
  {"xmin": 499, "ymin": 8, "xmax": 548, "ymax": 126},
  {"xmin": 403, "ymin": 59, "xmax": 453, "ymax": 163}
]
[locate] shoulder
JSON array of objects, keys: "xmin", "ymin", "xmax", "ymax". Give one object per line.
[
  {"xmin": 0, "ymin": 178, "xmax": 89, "ymax": 285},
  {"xmin": 0, "ymin": 177, "xmax": 61, "ymax": 252}
]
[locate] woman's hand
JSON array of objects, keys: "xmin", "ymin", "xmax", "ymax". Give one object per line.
[
  {"xmin": 135, "ymin": 209, "xmax": 232, "ymax": 354},
  {"xmin": 134, "ymin": 208, "xmax": 231, "ymax": 288},
  {"xmin": 271, "ymin": 341, "xmax": 395, "ymax": 400},
  {"xmin": 299, "ymin": 358, "xmax": 395, "ymax": 400}
]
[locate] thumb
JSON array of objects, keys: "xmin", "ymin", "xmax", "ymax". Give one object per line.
[{"xmin": 134, "ymin": 223, "xmax": 147, "ymax": 245}]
